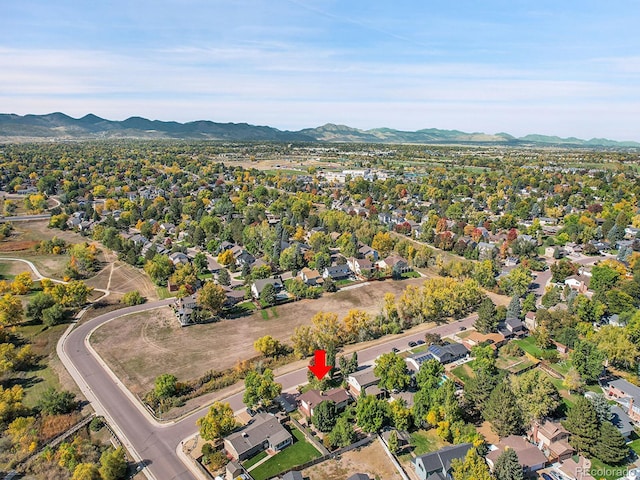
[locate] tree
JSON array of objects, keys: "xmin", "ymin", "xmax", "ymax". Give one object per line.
[
  {"xmin": 563, "ymin": 396, "xmax": 599, "ymax": 455},
  {"xmin": 197, "ymin": 281, "xmax": 227, "ymax": 315},
  {"xmin": 154, "ymin": 373, "xmax": 178, "ymax": 399},
  {"xmin": 193, "ymin": 252, "xmax": 208, "ymax": 273},
  {"xmin": 355, "ymin": 395, "xmax": 389, "ymax": 433},
  {"xmin": 587, "ymin": 393, "xmax": 612, "ymax": 424},
  {"xmin": 389, "ymin": 399, "xmax": 413, "ymax": 431},
  {"xmin": 72, "ymin": 463, "xmax": 101, "ymax": 480},
  {"xmin": 26, "ymin": 292, "xmax": 55, "ymax": 322},
  {"xmin": 563, "ymin": 367, "xmax": 584, "ymax": 395},
  {"xmin": 493, "ymin": 448, "xmax": 524, "ymax": 480},
  {"xmin": 475, "ymin": 297, "xmax": 498, "ymax": 333},
  {"xmin": 510, "ymin": 370, "xmax": 561, "ymax": 423},
  {"xmin": 122, "ymin": 290, "xmax": 145, "ymax": 306},
  {"xmin": 498, "ymin": 266, "xmax": 532, "ymax": 297},
  {"xmin": 197, "ymin": 401, "xmax": 237, "ymax": 441},
  {"xmin": 374, "ymin": 352, "xmax": 411, "ymax": 392},
  {"xmin": 483, "ymin": 382, "xmax": 522, "ymax": 437},
  {"xmin": 451, "ymin": 448, "xmax": 493, "ymax": 480},
  {"xmin": 253, "ymin": 335, "xmax": 282, "ymax": 357},
  {"xmin": 7, "ymin": 415, "xmax": 37, "ymax": 454},
  {"xmin": 243, "ymin": 369, "xmax": 281, "ymax": 408},
  {"xmin": 463, "ymin": 369, "xmax": 501, "ymax": 416},
  {"xmin": 38, "ymin": 387, "xmax": 76, "ymax": 415},
  {"xmin": 372, "ymin": 232, "xmax": 394, "ymax": 257},
  {"xmin": 387, "ymin": 430, "xmax": 399, "ymax": 454},
  {"xmin": 570, "ymin": 340, "xmax": 605, "ymax": 384},
  {"xmin": 217, "ymin": 268, "xmax": 231, "ymax": 286},
  {"xmin": 551, "ymin": 259, "xmax": 578, "ymax": 283},
  {"xmin": 10, "ymin": 272, "xmax": 33, "ymax": 295},
  {"xmin": 507, "ymin": 295, "xmax": 521, "ymax": 319},
  {"xmin": 217, "ymin": 249, "xmax": 235, "ymax": 267},
  {"xmin": 590, "ymin": 264, "xmax": 621, "ymax": 293},
  {"xmin": 470, "ymin": 345, "xmax": 496, "ymax": 374},
  {"xmin": 144, "ymin": 254, "xmax": 174, "ymax": 285},
  {"xmin": 593, "ymin": 420, "xmax": 628, "ymax": 464},
  {"xmin": 594, "ymin": 325, "xmax": 640, "ymax": 369},
  {"xmin": 42, "ymin": 303, "xmax": 66, "ymax": 327},
  {"xmin": 99, "ymin": 447, "xmax": 127, "ymax": 480},
  {"xmin": 415, "ymin": 359, "xmax": 444, "ymax": 391},
  {"xmin": 0, "ymin": 293, "xmax": 23, "ymax": 325},
  {"xmin": 260, "ymin": 283, "xmax": 277, "ymax": 306},
  {"xmin": 312, "ymin": 400, "xmax": 338, "ymax": 432},
  {"xmin": 328, "ymin": 415, "xmax": 356, "ymax": 448}
]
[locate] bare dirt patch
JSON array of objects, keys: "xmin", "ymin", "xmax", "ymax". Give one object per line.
[
  {"xmin": 301, "ymin": 439, "xmax": 402, "ymax": 480},
  {"xmin": 84, "ymin": 261, "xmax": 158, "ymax": 300},
  {"xmin": 90, "ymin": 278, "xmax": 426, "ymax": 394}
]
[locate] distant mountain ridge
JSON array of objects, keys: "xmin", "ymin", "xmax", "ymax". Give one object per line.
[{"xmin": 1, "ymin": 113, "xmax": 638, "ymax": 147}]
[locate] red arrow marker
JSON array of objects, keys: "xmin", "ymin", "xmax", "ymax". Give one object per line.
[{"xmin": 308, "ymin": 350, "xmax": 332, "ymax": 380}]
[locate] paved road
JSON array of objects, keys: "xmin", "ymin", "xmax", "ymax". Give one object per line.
[
  {"xmin": 0, "ymin": 214, "xmax": 51, "ymax": 222},
  {"xmin": 59, "ymin": 299, "xmax": 478, "ymax": 480}
]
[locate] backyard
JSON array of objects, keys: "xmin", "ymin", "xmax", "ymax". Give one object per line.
[{"xmin": 249, "ymin": 427, "xmax": 321, "ymax": 480}]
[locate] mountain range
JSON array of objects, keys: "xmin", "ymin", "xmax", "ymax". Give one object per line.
[{"xmin": 1, "ymin": 112, "xmax": 638, "ymax": 147}]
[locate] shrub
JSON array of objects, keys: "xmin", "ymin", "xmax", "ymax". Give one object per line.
[{"xmin": 122, "ymin": 290, "xmax": 145, "ymax": 306}]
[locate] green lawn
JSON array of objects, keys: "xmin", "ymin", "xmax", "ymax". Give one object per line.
[
  {"xmin": 548, "ymin": 359, "xmax": 572, "ymax": 376},
  {"xmin": 155, "ymin": 286, "xmax": 172, "ymax": 299},
  {"xmin": 242, "ymin": 451, "xmax": 268, "ymax": 470},
  {"xmin": 406, "ymin": 430, "xmax": 449, "ymax": 457},
  {"xmin": 401, "ymin": 271, "xmax": 421, "ymax": 279},
  {"xmin": 249, "ymin": 427, "xmax": 321, "ymax": 480},
  {"xmin": 589, "ymin": 457, "xmax": 629, "ymax": 480},
  {"xmin": 514, "ymin": 336, "xmax": 556, "ymax": 359},
  {"xmin": 450, "ymin": 364, "xmax": 475, "ymax": 384}
]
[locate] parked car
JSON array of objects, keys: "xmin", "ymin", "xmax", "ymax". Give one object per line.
[
  {"xmin": 459, "ymin": 326, "xmax": 467, "ymax": 331},
  {"xmin": 540, "ymin": 473, "xmax": 553, "ymax": 480},
  {"xmin": 416, "ymin": 339, "xmax": 425, "ymax": 345},
  {"xmin": 392, "ymin": 347, "xmax": 400, "ymax": 353},
  {"xmin": 408, "ymin": 341, "xmax": 417, "ymax": 347},
  {"xmin": 246, "ymin": 408, "xmax": 256, "ymax": 417}
]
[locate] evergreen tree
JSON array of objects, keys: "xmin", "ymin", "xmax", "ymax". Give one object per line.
[
  {"xmin": 570, "ymin": 341, "xmax": 605, "ymax": 384},
  {"xmin": 507, "ymin": 295, "xmax": 521, "ymax": 319},
  {"xmin": 593, "ymin": 421, "xmax": 628, "ymax": 465},
  {"xmin": 483, "ymin": 382, "xmax": 522, "ymax": 437},
  {"xmin": 475, "ymin": 297, "xmax": 498, "ymax": 333},
  {"xmin": 312, "ymin": 400, "xmax": 338, "ymax": 432},
  {"xmin": 217, "ymin": 268, "xmax": 231, "ymax": 286},
  {"xmin": 463, "ymin": 369, "xmax": 502, "ymax": 416},
  {"xmin": 562, "ymin": 396, "xmax": 599, "ymax": 455},
  {"xmin": 494, "ymin": 448, "xmax": 524, "ymax": 480},
  {"xmin": 587, "ymin": 393, "xmax": 612, "ymax": 423}
]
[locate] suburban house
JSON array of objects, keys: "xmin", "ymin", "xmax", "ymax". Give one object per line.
[
  {"xmin": 347, "ymin": 368, "xmax": 382, "ymax": 397},
  {"xmin": 323, "ymin": 264, "xmax": 352, "ymax": 281},
  {"xmin": 477, "ymin": 242, "xmax": 498, "ymax": 260},
  {"xmin": 414, "ymin": 443, "xmax": 473, "ymax": 480},
  {"xmin": 168, "ymin": 251, "xmax": 190, "ymax": 266},
  {"xmin": 500, "ymin": 317, "xmax": 526, "ymax": 338},
  {"xmin": 557, "ymin": 456, "xmax": 596, "ymax": 480},
  {"xmin": 427, "ymin": 343, "xmax": 469, "ymax": 364},
  {"xmin": 251, "ymin": 276, "xmax": 284, "ymax": 300},
  {"xmin": 529, "ymin": 419, "xmax": 574, "ymax": 463},
  {"xmin": 347, "ymin": 257, "xmax": 374, "ymax": 278},
  {"xmin": 462, "ymin": 331, "xmax": 506, "ymax": 351},
  {"xmin": 377, "ymin": 255, "xmax": 411, "ymax": 275},
  {"xmin": 358, "ymin": 244, "xmax": 379, "ymax": 261},
  {"xmin": 280, "ymin": 472, "xmax": 303, "ymax": 480},
  {"xmin": 346, "ymin": 474, "xmax": 371, "ymax": 480},
  {"xmin": 564, "ymin": 275, "xmax": 589, "ymax": 294},
  {"xmin": 610, "ymin": 405, "xmax": 636, "ymax": 439},
  {"xmin": 225, "ymin": 461, "xmax": 243, "ymax": 480},
  {"xmin": 298, "ymin": 268, "xmax": 323, "ymax": 286},
  {"xmin": 222, "ymin": 287, "xmax": 245, "ymax": 307},
  {"xmin": 298, "ymin": 387, "xmax": 352, "ymax": 417},
  {"xmin": 524, "ymin": 311, "xmax": 537, "ymax": 330},
  {"xmin": 607, "ymin": 379, "xmax": 640, "ymax": 422},
  {"xmin": 405, "ymin": 352, "xmax": 436, "ymax": 372},
  {"xmin": 486, "ymin": 436, "xmax": 547, "ymax": 473},
  {"xmin": 236, "ymin": 251, "xmax": 256, "ymax": 267},
  {"xmin": 173, "ymin": 294, "xmax": 198, "ymax": 326},
  {"xmin": 224, "ymin": 413, "xmax": 292, "ymax": 461}
]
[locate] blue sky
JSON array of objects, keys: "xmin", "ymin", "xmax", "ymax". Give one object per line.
[{"xmin": 2, "ymin": 1, "xmax": 640, "ymax": 140}]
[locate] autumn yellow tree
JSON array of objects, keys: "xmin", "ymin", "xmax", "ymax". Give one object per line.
[
  {"xmin": 0, "ymin": 294, "xmax": 23, "ymax": 325},
  {"xmin": 217, "ymin": 249, "xmax": 235, "ymax": 267},
  {"xmin": 372, "ymin": 232, "xmax": 394, "ymax": 257},
  {"xmin": 10, "ymin": 272, "xmax": 33, "ymax": 295}
]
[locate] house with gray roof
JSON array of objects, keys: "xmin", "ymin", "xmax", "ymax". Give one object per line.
[
  {"xmin": 610, "ymin": 405, "xmax": 635, "ymax": 439},
  {"xmin": 251, "ymin": 276, "xmax": 284, "ymax": 299},
  {"xmin": 427, "ymin": 343, "xmax": 469, "ymax": 364},
  {"xmin": 347, "ymin": 367, "xmax": 381, "ymax": 397},
  {"xmin": 414, "ymin": 443, "xmax": 472, "ymax": 480},
  {"xmin": 607, "ymin": 378, "xmax": 640, "ymax": 422},
  {"xmin": 224, "ymin": 413, "xmax": 292, "ymax": 461}
]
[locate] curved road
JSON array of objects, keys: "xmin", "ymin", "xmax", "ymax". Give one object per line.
[{"xmin": 58, "ymin": 298, "xmax": 477, "ymax": 480}]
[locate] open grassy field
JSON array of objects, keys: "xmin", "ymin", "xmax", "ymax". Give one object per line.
[
  {"xmin": 302, "ymin": 439, "xmax": 402, "ymax": 480},
  {"xmin": 91, "ymin": 277, "xmax": 428, "ymax": 394},
  {"xmin": 84, "ymin": 260, "xmax": 158, "ymax": 300}
]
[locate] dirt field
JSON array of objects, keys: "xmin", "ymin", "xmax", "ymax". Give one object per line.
[
  {"xmin": 84, "ymin": 260, "xmax": 158, "ymax": 300},
  {"xmin": 302, "ymin": 439, "xmax": 402, "ymax": 480},
  {"xmin": 90, "ymin": 277, "xmax": 427, "ymax": 394}
]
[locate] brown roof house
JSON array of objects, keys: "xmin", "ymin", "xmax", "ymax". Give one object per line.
[
  {"xmin": 298, "ymin": 387, "xmax": 352, "ymax": 418},
  {"xmin": 346, "ymin": 367, "xmax": 383, "ymax": 398},
  {"xmin": 486, "ymin": 436, "xmax": 547, "ymax": 473},
  {"xmin": 529, "ymin": 419, "xmax": 574, "ymax": 463},
  {"xmin": 558, "ymin": 456, "xmax": 596, "ymax": 480},
  {"xmin": 224, "ymin": 413, "xmax": 292, "ymax": 461}
]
